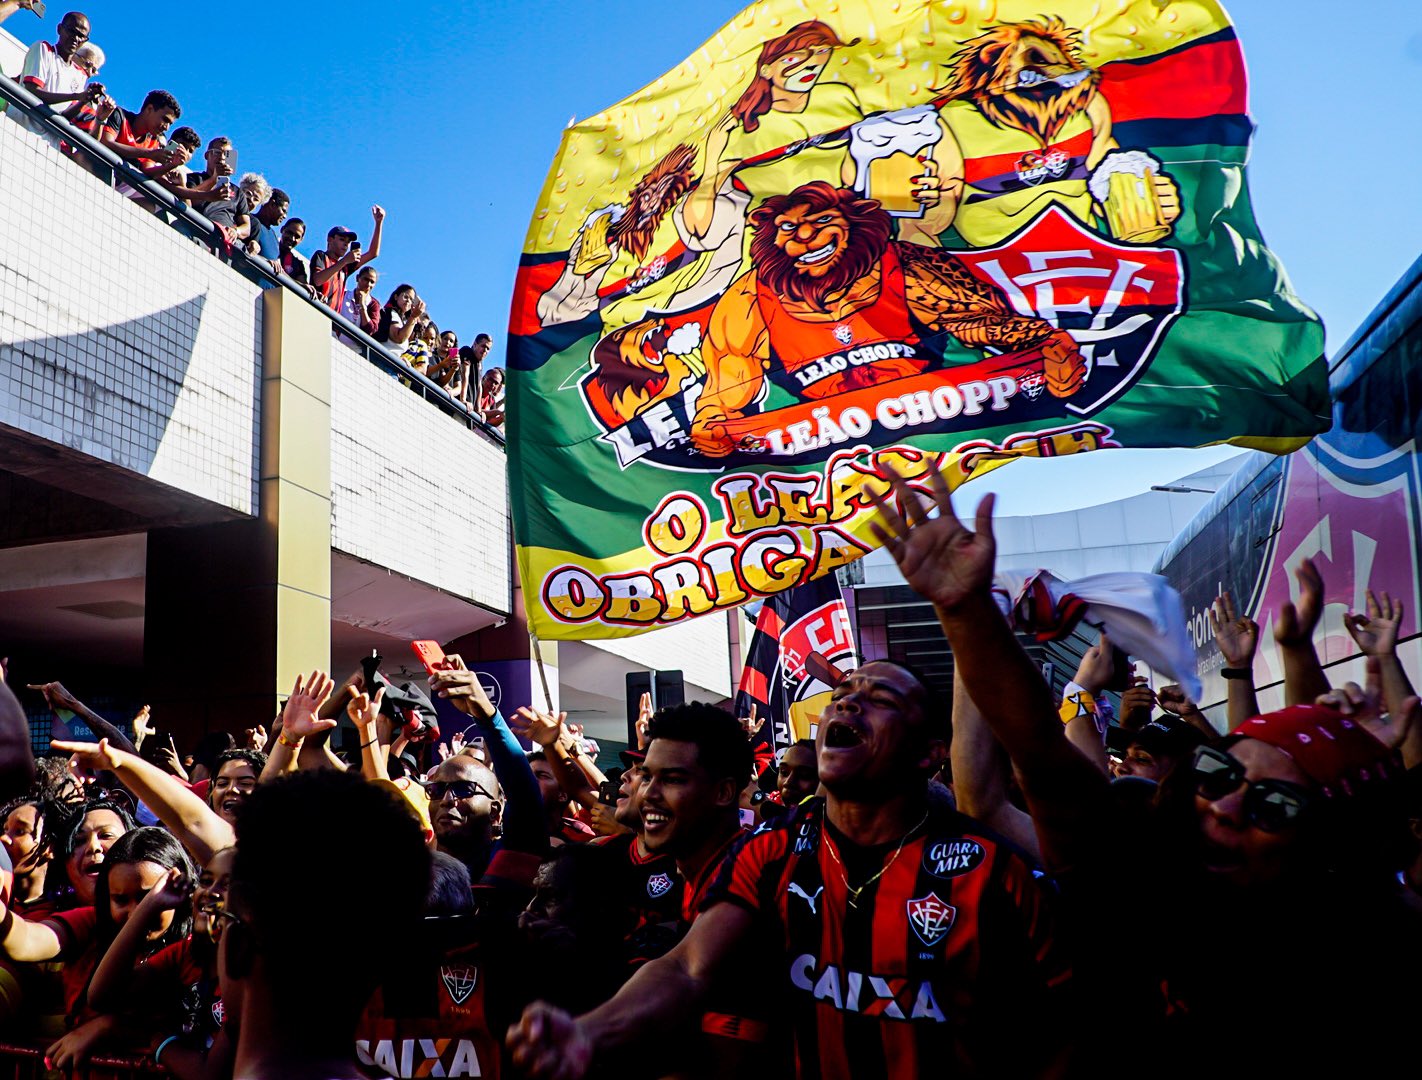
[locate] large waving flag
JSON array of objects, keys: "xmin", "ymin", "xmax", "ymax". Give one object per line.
[{"xmin": 509, "ymin": 0, "xmax": 1328, "ymax": 640}]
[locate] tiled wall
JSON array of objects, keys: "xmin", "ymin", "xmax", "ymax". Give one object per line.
[
  {"xmin": 329, "ymin": 338, "xmax": 511, "ymax": 614},
  {"xmin": 0, "ymin": 115, "xmax": 262, "ymax": 515}
]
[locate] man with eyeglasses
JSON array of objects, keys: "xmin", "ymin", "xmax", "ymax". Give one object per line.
[{"xmin": 11, "ymin": 11, "xmax": 102, "ymax": 143}]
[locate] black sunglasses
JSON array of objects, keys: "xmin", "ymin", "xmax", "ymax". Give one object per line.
[
  {"xmin": 1191, "ymin": 745, "xmax": 1313, "ymax": 831},
  {"xmin": 425, "ymin": 780, "xmax": 496, "ymax": 802}
]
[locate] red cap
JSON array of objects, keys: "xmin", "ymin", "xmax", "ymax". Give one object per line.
[{"xmin": 1232, "ymin": 704, "xmax": 1397, "ymax": 799}]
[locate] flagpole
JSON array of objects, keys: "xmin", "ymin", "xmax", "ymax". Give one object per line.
[{"xmin": 530, "ymin": 631, "xmax": 554, "ymax": 713}]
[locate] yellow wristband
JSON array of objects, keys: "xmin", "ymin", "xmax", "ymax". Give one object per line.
[{"xmin": 277, "ymin": 731, "xmax": 303, "ymax": 749}]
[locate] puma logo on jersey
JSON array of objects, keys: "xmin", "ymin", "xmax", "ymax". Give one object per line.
[
  {"xmin": 789, "ymin": 954, "xmax": 946, "ymax": 1022},
  {"xmin": 787, "ymin": 882, "xmax": 824, "ymax": 914},
  {"xmin": 356, "ymin": 1037, "xmax": 483, "ymax": 1077}
]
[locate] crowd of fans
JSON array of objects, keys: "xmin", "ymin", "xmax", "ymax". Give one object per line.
[
  {"xmin": 1, "ymin": 8, "xmax": 505, "ymax": 429},
  {"xmin": 0, "ymin": 468, "xmax": 1418, "ymax": 1078}
]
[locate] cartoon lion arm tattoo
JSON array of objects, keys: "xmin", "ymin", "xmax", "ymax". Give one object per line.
[{"xmin": 898, "ymin": 243, "xmax": 1085, "ymax": 397}]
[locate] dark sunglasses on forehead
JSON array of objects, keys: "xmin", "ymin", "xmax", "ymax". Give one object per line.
[
  {"xmin": 424, "ymin": 779, "xmax": 496, "ymax": 801},
  {"xmin": 1191, "ymin": 745, "xmax": 1313, "ymax": 832}
]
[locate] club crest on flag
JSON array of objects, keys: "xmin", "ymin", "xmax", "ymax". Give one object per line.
[{"xmin": 907, "ymin": 893, "xmax": 957, "ymax": 948}]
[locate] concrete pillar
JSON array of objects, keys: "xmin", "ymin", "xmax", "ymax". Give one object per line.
[{"xmin": 144, "ymin": 289, "xmax": 332, "ymax": 736}]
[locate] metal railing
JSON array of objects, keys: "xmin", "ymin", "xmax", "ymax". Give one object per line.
[{"xmin": 0, "ymin": 75, "xmax": 503, "ymax": 445}]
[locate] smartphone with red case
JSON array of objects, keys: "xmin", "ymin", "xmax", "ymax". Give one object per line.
[{"xmin": 411, "ymin": 639, "xmax": 448, "ymax": 677}]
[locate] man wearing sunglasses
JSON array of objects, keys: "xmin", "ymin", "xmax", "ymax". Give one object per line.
[{"xmin": 424, "ymin": 757, "xmax": 503, "ymax": 874}]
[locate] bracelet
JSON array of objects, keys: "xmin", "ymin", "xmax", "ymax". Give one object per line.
[
  {"xmin": 1220, "ymin": 667, "xmax": 1252, "ymax": 681},
  {"xmin": 359, "ymin": 738, "xmax": 377, "ymax": 749},
  {"xmin": 277, "ymin": 731, "xmax": 303, "ymax": 749},
  {"xmin": 154, "ymin": 1035, "xmax": 180, "ymax": 1067}
]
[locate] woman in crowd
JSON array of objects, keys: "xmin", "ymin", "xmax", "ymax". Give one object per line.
[{"xmin": 375, "ymin": 284, "xmax": 424, "ymax": 363}]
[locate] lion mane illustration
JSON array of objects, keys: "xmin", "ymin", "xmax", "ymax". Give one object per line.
[
  {"xmin": 587, "ymin": 319, "xmax": 695, "ymax": 424},
  {"xmin": 747, "ymin": 183, "xmax": 893, "ymax": 313},
  {"xmin": 606, "ymin": 143, "xmax": 698, "ymax": 263},
  {"xmin": 938, "ymin": 17, "xmax": 1101, "ymax": 146}
]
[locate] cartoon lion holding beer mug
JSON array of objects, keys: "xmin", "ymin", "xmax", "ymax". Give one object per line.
[{"xmin": 915, "ymin": 16, "xmax": 1182, "ymax": 247}]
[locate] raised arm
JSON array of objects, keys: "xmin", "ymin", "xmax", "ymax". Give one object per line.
[
  {"xmin": 432, "ymin": 658, "xmax": 547, "ymax": 857},
  {"xmin": 949, "ymin": 668, "xmax": 1040, "ymax": 862},
  {"xmin": 1345, "ymin": 590, "xmax": 1421, "ymax": 769},
  {"xmin": 0, "ymin": 895, "xmax": 64, "ymax": 962},
  {"xmin": 27, "ymin": 682, "xmax": 138, "ymax": 756},
  {"xmin": 88, "ymin": 867, "xmax": 189, "ymax": 1011},
  {"xmin": 1272, "ymin": 558, "xmax": 1331, "ymax": 706},
  {"xmin": 510, "ymin": 707, "xmax": 600, "ymax": 809},
  {"xmin": 867, "ymin": 466, "xmax": 1110, "ymax": 872},
  {"xmin": 347, "ymin": 686, "xmax": 391, "ymax": 781},
  {"xmin": 1062, "ymin": 634, "xmax": 1114, "ymax": 772},
  {"xmin": 258, "ymin": 671, "xmax": 336, "ymax": 782},
  {"xmin": 1210, "ymin": 592, "xmax": 1261, "ymax": 728},
  {"xmin": 360, "ymin": 205, "xmax": 385, "ymax": 263},
  {"xmin": 52, "ymin": 738, "xmax": 233, "ymax": 865},
  {"xmin": 508, "ymin": 900, "xmax": 754, "ymax": 1079}
]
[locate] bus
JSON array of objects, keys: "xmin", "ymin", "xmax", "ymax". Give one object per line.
[{"xmin": 1155, "ymin": 253, "xmax": 1422, "ymax": 721}]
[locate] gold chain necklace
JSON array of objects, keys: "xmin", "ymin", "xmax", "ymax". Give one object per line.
[{"xmin": 823, "ymin": 810, "xmax": 929, "ymax": 909}]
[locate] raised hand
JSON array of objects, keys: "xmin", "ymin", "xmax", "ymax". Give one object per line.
[
  {"xmin": 511, "ymin": 705, "xmax": 565, "ymax": 748},
  {"xmin": 738, "ymin": 714, "xmax": 766, "ymax": 740},
  {"xmin": 1156, "ymin": 684, "xmax": 1197, "ymax": 717},
  {"xmin": 243, "ymin": 725, "xmax": 266, "ymax": 751},
  {"xmin": 346, "ymin": 686, "xmax": 387, "ymax": 734},
  {"xmin": 868, "ymin": 462, "xmax": 996, "ymax": 611},
  {"xmin": 636, "ymin": 691, "xmax": 654, "ymax": 749},
  {"xmin": 1274, "ymin": 557, "xmax": 1324, "ymax": 648},
  {"xmin": 132, "ymin": 705, "xmax": 155, "ymax": 748},
  {"xmin": 142, "ymin": 866, "xmax": 192, "ymax": 915},
  {"xmin": 1209, "ymin": 592, "xmax": 1259, "ymax": 667},
  {"xmin": 281, "ymin": 670, "xmax": 337, "ymax": 741},
  {"xmin": 26, "ymin": 681, "xmax": 83, "ymax": 714},
  {"xmin": 1119, "ymin": 676, "xmax": 1156, "ymax": 728},
  {"xmin": 1073, "ymin": 630, "xmax": 1114, "ymax": 694},
  {"xmin": 430, "ymin": 654, "xmax": 495, "ymax": 721},
  {"xmin": 51, "ymin": 737, "xmax": 122, "ymax": 774},
  {"xmin": 1345, "ymin": 590, "xmax": 1404, "ymax": 658}
]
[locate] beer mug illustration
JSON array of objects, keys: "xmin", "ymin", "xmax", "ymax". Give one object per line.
[
  {"xmin": 849, "ymin": 104, "xmax": 943, "ymax": 219},
  {"xmin": 572, "ymin": 208, "xmax": 616, "ymax": 275},
  {"xmin": 1089, "ymin": 151, "xmax": 1171, "ymax": 244}
]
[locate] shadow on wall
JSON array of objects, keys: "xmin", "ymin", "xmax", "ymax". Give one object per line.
[{"xmin": 0, "ymin": 293, "xmax": 207, "ymax": 475}]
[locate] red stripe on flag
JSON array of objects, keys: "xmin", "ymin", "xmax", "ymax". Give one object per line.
[
  {"xmin": 1100, "ymin": 39, "xmax": 1247, "ymax": 122},
  {"xmin": 508, "ymin": 260, "xmax": 566, "ymax": 337}
]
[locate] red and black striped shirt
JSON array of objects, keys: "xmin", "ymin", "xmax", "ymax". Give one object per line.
[{"xmin": 708, "ymin": 798, "xmax": 1069, "ymax": 1079}]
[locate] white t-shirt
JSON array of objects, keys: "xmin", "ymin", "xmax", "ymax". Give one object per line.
[{"xmin": 16, "ymin": 41, "xmax": 87, "ymax": 141}]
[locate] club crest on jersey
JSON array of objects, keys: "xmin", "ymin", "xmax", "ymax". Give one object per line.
[
  {"xmin": 441, "ymin": 963, "xmax": 478, "ymax": 1006},
  {"xmin": 833, "ymin": 323, "xmax": 854, "ymax": 346},
  {"xmin": 907, "ymin": 893, "xmax": 956, "ymax": 948},
  {"xmin": 212, "ymin": 999, "xmax": 225, "ymax": 1026},
  {"xmin": 647, "ymin": 872, "xmax": 675, "ymax": 898},
  {"xmin": 923, "ymin": 838, "xmax": 986, "ymax": 879}
]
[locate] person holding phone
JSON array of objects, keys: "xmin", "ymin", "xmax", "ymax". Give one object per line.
[{"xmin": 311, "ymin": 205, "xmax": 385, "ymax": 311}]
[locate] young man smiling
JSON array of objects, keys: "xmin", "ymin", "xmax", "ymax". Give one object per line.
[{"xmin": 510, "ymin": 651, "xmax": 1069, "ymax": 1079}]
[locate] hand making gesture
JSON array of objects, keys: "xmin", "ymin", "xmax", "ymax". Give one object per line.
[
  {"xmin": 867, "ymin": 463, "xmax": 996, "ymax": 611},
  {"xmin": 281, "ymin": 670, "xmax": 337, "ymax": 742}
]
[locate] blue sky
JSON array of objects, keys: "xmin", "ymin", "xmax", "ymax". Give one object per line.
[{"xmin": 11, "ymin": 1, "xmax": 1422, "ymax": 510}]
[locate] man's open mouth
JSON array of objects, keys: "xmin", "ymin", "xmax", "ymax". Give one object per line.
[
  {"xmin": 643, "ymin": 808, "xmax": 671, "ymax": 832},
  {"xmin": 797, "ymin": 242, "xmax": 838, "ymax": 266},
  {"xmin": 823, "ymin": 721, "xmax": 864, "ymax": 749}
]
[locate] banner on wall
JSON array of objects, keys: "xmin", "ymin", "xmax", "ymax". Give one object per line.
[{"xmin": 508, "ymin": 0, "xmax": 1329, "ymax": 639}]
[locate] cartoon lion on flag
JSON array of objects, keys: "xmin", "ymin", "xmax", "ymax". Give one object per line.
[{"xmin": 924, "ymin": 17, "xmax": 1182, "ymax": 246}]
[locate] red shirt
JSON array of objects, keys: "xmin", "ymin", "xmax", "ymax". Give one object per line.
[
  {"xmin": 709, "ymin": 799, "xmax": 1069, "ymax": 1080},
  {"xmin": 45, "ymin": 905, "xmax": 99, "ymax": 1020},
  {"xmin": 102, "ymin": 109, "xmax": 165, "ymax": 167}
]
